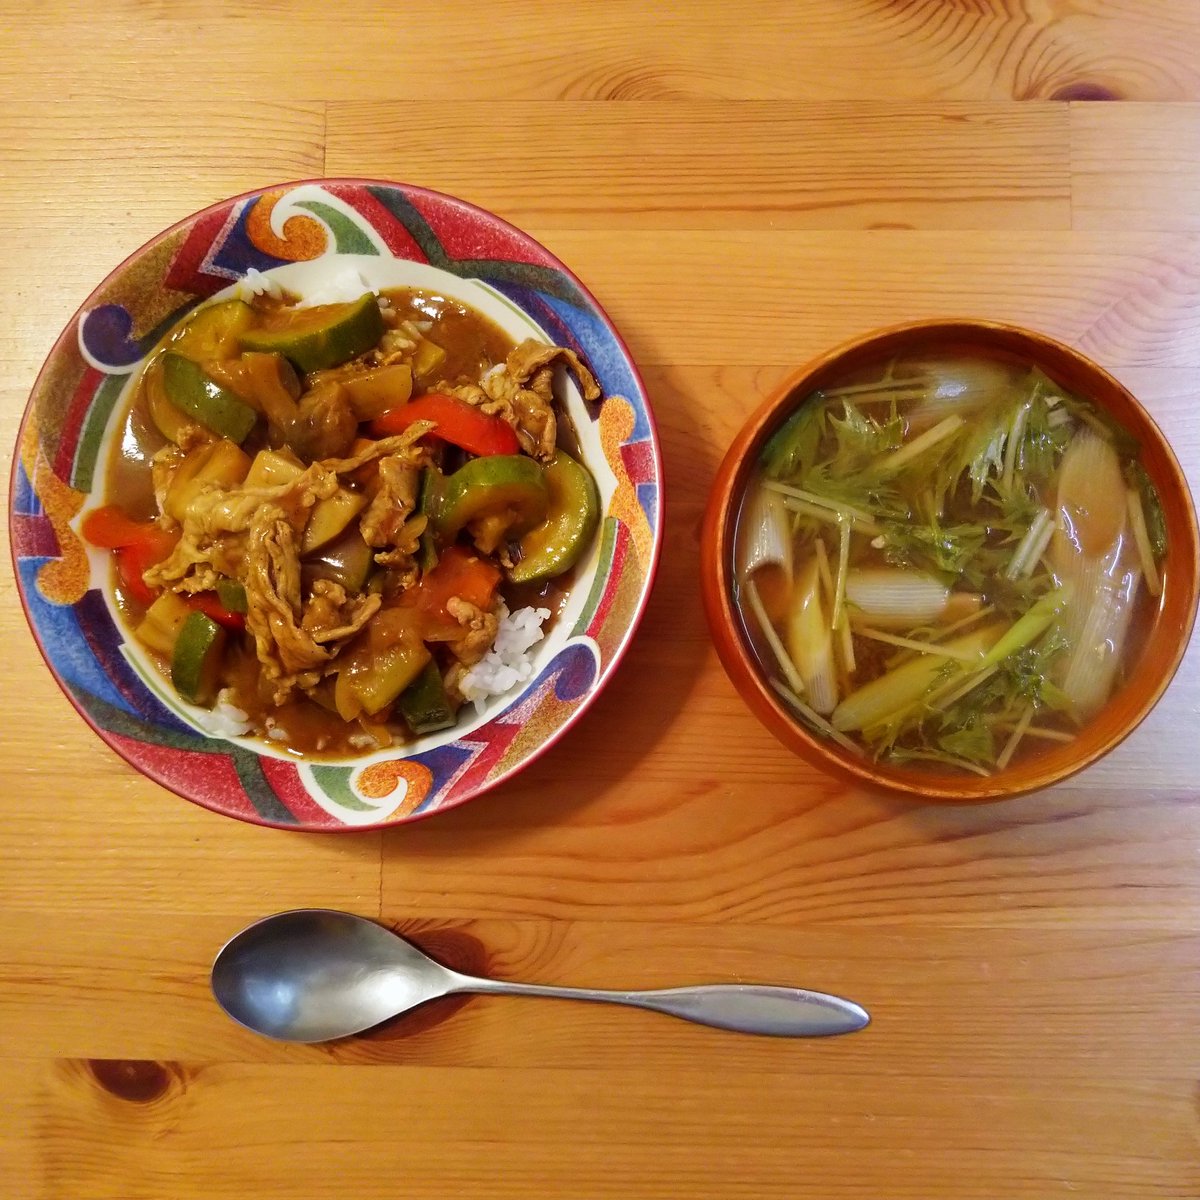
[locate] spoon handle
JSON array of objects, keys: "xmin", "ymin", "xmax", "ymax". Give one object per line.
[{"xmin": 458, "ymin": 977, "xmax": 869, "ymax": 1037}]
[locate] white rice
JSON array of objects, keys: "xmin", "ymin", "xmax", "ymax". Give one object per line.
[
  {"xmin": 458, "ymin": 603, "xmax": 551, "ymax": 713},
  {"xmin": 234, "ymin": 265, "xmax": 380, "ymax": 309},
  {"xmin": 234, "ymin": 267, "xmax": 283, "ymax": 302},
  {"xmin": 292, "ymin": 266, "xmax": 379, "ymax": 309},
  {"xmin": 194, "ymin": 689, "xmax": 252, "ymax": 738},
  {"xmin": 192, "ymin": 608, "xmax": 551, "ymax": 740}
]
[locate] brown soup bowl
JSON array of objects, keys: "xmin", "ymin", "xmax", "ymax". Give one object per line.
[{"xmin": 700, "ymin": 320, "xmax": 1199, "ymax": 802}]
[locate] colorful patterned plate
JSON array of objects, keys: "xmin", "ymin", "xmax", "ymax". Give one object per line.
[{"xmin": 10, "ymin": 180, "xmax": 662, "ymax": 830}]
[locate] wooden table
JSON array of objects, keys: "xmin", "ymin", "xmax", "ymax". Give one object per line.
[{"xmin": 2, "ymin": 4, "xmax": 1199, "ymax": 1197}]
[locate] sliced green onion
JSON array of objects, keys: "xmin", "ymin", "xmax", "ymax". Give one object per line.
[
  {"xmin": 832, "ymin": 623, "xmax": 1003, "ymax": 733},
  {"xmin": 742, "ymin": 576, "xmax": 805, "ymax": 697},
  {"xmin": 779, "ymin": 495, "xmax": 880, "ymax": 536},
  {"xmin": 831, "ymin": 519, "xmax": 851, "ymax": 632},
  {"xmin": 845, "ymin": 568, "xmax": 951, "ymax": 628},
  {"xmin": 978, "ymin": 588, "xmax": 1068, "ymax": 670},
  {"xmin": 738, "ymin": 484, "xmax": 794, "ymax": 583},
  {"xmin": 995, "ymin": 704, "xmax": 1035, "ymax": 770},
  {"xmin": 786, "ymin": 558, "xmax": 839, "ymax": 714},
  {"xmin": 876, "ymin": 415, "xmax": 965, "ymax": 477},
  {"xmin": 1005, "ymin": 507, "xmax": 1055, "ymax": 580},
  {"xmin": 853, "ymin": 627, "xmax": 984, "ymax": 662},
  {"xmin": 763, "ymin": 479, "xmax": 879, "ymax": 527},
  {"xmin": 770, "ymin": 679, "xmax": 863, "ymax": 757},
  {"xmin": 1125, "ymin": 486, "xmax": 1162, "ymax": 598}
]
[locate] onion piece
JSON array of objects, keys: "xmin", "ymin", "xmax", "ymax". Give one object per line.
[
  {"xmin": 1049, "ymin": 429, "xmax": 1142, "ymax": 719},
  {"xmin": 737, "ymin": 483, "xmax": 793, "ymax": 582},
  {"xmin": 1059, "ymin": 560, "xmax": 1141, "ymax": 720},
  {"xmin": 832, "ymin": 623, "xmax": 1004, "ymax": 733},
  {"xmin": 901, "ymin": 357, "xmax": 1021, "ymax": 431},
  {"xmin": 845, "ymin": 568, "xmax": 951, "ymax": 629},
  {"xmin": 786, "ymin": 558, "xmax": 839, "ymax": 714},
  {"xmin": 1052, "ymin": 428, "xmax": 1127, "ymax": 565}
]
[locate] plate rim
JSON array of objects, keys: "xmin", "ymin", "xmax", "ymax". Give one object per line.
[{"xmin": 8, "ymin": 176, "xmax": 665, "ymax": 831}]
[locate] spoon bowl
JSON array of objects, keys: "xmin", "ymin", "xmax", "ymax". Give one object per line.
[
  {"xmin": 212, "ymin": 909, "xmax": 871, "ymax": 1043},
  {"xmin": 212, "ymin": 909, "xmax": 461, "ymax": 1042}
]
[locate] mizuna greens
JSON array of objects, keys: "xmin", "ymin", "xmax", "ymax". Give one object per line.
[{"xmin": 736, "ymin": 353, "xmax": 1167, "ymax": 775}]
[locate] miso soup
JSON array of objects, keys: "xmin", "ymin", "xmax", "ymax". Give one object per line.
[{"xmin": 734, "ymin": 352, "xmax": 1168, "ymax": 776}]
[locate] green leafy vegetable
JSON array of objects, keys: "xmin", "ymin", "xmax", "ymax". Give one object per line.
[
  {"xmin": 828, "ymin": 400, "xmax": 903, "ymax": 467},
  {"xmin": 1016, "ymin": 388, "xmax": 1071, "ymax": 480},
  {"xmin": 883, "ymin": 746, "xmax": 991, "ymax": 776},
  {"xmin": 801, "ymin": 462, "xmax": 908, "ymax": 523},
  {"xmin": 939, "ymin": 624, "xmax": 1071, "ymax": 735},
  {"xmin": 988, "ymin": 484, "xmax": 1042, "ymax": 531},
  {"xmin": 853, "ymin": 613, "xmax": 1070, "ymax": 766},
  {"xmin": 762, "ymin": 398, "xmax": 826, "ymax": 480},
  {"xmin": 922, "ymin": 395, "xmax": 1009, "ymax": 506},
  {"xmin": 987, "ymin": 570, "xmax": 1058, "ymax": 616},
  {"xmin": 879, "ymin": 515, "xmax": 987, "ymax": 581},
  {"xmin": 1056, "ymin": 386, "xmax": 1141, "ymax": 461},
  {"xmin": 935, "ymin": 716, "xmax": 996, "ymax": 765}
]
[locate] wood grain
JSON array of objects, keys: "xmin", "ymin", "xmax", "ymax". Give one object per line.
[
  {"xmin": 510, "ymin": 230, "xmax": 1200, "ymax": 369},
  {"xmin": 3, "ymin": 4, "xmax": 1200, "ymax": 1198},
  {"xmin": 1072, "ymin": 102, "xmax": 1200, "ymax": 230},
  {"xmin": 3, "ymin": 1055, "xmax": 1196, "ymax": 1200},
  {"xmin": 327, "ymin": 100, "xmax": 1072, "ymax": 230},
  {"xmin": 3, "ymin": 1, "xmax": 1200, "ymax": 102},
  {"xmin": 0, "ymin": 100, "xmax": 324, "ymax": 378},
  {"xmin": 1, "ymin": 912, "xmax": 1196, "ymax": 1083}
]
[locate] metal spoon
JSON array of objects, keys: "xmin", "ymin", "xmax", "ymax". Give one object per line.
[{"xmin": 211, "ymin": 908, "xmax": 870, "ymax": 1042}]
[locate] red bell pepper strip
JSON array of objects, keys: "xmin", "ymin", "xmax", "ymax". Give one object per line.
[
  {"xmin": 369, "ymin": 393, "xmax": 520, "ymax": 457},
  {"xmin": 404, "ymin": 545, "xmax": 501, "ymax": 623},
  {"xmin": 113, "ymin": 545, "xmax": 162, "ymax": 606},
  {"xmin": 82, "ymin": 506, "xmax": 180, "ymax": 606},
  {"xmin": 81, "ymin": 505, "xmax": 171, "ymax": 551},
  {"xmin": 185, "ymin": 591, "xmax": 247, "ymax": 632}
]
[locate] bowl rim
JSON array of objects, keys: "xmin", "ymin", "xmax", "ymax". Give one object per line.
[
  {"xmin": 701, "ymin": 317, "xmax": 1200, "ymax": 802},
  {"xmin": 9, "ymin": 176, "xmax": 665, "ymax": 831}
]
